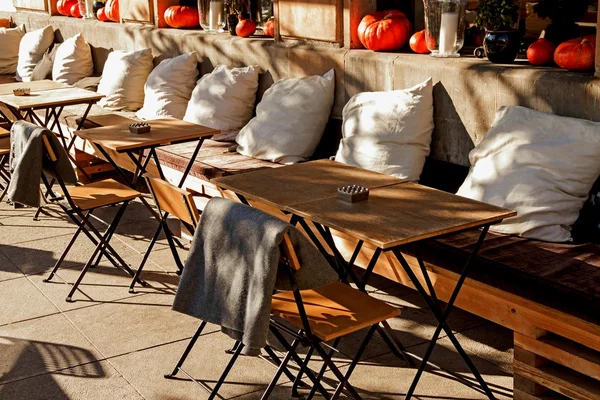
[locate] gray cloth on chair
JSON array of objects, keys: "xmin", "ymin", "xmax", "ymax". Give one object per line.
[
  {"xmin": 8, "ymin": 121, "xmax": 77, "ymax": 207},
  {"xmin": 172, "ymin": 197, "xmax": 337, "ymax": 356}
]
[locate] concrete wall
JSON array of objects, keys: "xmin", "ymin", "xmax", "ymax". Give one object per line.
[{"xmin": 4, "ymin": 11, "xmax": 600, "ymax": 166}]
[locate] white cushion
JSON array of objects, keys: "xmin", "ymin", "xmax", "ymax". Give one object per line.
[
  {"xmin": 51, "ymin": 33, "xmax": 93, "ymax": 85},
  {"xmin": 0, "ymin": 26, "xmax": 24, "ymax": 75},
  {"xmin": 31, "ymin": 45, "xmax": 58, "ymax": 81},
  {"xmin": 183, "ymin": 65, "xmax": 259, "ymax": 141},
  {"xmin": 16, "ymin": 25, "xmax": 54, "ymax": 82},
  {"xmin": 457, "ymin": 106, "xmax": 600, "ymax": 242},
  {"xmin": 136, "ymin": 53, "xmax": 199, "ymax": 120},
  {"xmin": 97, "ymin": 49, "xmax": 154, "ymax": 111},
  {"xmin": 236, "ymin": 70, "xmax": 335, "ymax": 164},
  {"xmin": 335, "ymin": 79, "xmax": 434, "ymax": 181}
]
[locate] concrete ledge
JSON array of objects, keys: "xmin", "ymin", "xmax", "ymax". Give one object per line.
[{"xmin": 4, "ymin": 11, "xmax": 600, "ymax": 166}]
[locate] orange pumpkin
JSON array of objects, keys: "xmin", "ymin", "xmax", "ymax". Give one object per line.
[
  {"xmin": 96, "ymin": 7, "xmax": 108, "ymax": 21},
  {"xmin": 105, "ymin": 0, "xmax": 119, "ymax": 22},
  {"xmin": 236, "ymin": 17, "xmax": 256, "ymax": 37},
  {"xmin": 554, "ymin": 35, "xmax": 596, "ymax": 71},
  {"xmin": 57, "ymin": 0, "xmax": 77, "ymax": 16},
  {"xmin": 527, "ymin": 38, "xmax": 556, "ymax": 66},
  {"xmin": 164, "ymin": 6, "xmax": 199, "ymax": 28},
  {"xmin": 358, "ymin": 10, "xmax": 412, "ymax": 51},
  {"xmin": 263, "ymin": 17, "xmax": 274, "ymax": 37},
  {"xmin": 70, "ymin": 3, "xmax": 82, "ymax": 17},
  {"xmin": 409, "ymin": 30, "xmax": 429, "ymax": 54}
]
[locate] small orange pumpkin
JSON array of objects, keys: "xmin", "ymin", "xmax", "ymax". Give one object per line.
[
  {"xmin": 527, "ymin": 38, "xmax": 556, "ymax": 66},
  {"xmin": 409, "ymin": 30, "xmax": 429, "ymax": 54},
  {"xmin": 357, "ymin": 10, "xmax": 412, "ymax": 51},
  {"xmin": 104, "ymin": 0, "xmax": 119, "ymax": 22},
  {"xmin": 164, "ymin": 6, "xmax": 199, "ymax": 28},
  {"xmin": 263, "ymin": 17, "xmax": 274, "ymax": 37},
  {"xmin": 57, "ymin": 0, "xmax": 77, "ymax": 16},
  {"xmin": 96, "ymin": 7, "xmax": 108, "ymax": 21},
  {"xmin": 236, "ymin": 16, "xmax": 256, "ymax": 37},
  {"xmin": 554, "ymin": 35, "xmax": 596, "ymax": 71},
  {"xmin": 70, "ymin": 3, "xmax": 82, "ymax": 17}
]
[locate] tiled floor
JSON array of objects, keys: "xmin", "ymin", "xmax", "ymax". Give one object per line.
[{"xmin": 0, "ymin": 198, "xmax": 514, "ymax": 399}]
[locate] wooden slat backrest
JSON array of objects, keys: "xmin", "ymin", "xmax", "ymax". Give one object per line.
[
  {"xmin": 144, "ymin": 174, "xmax": 200, "ymax": 228},
  {"xmin": 42, "ymin": 135, "xmax": 57, "ymax": 162},
  {"xmin": 281, "ymin": 232, "xmax": 301, "ymax": 271}
]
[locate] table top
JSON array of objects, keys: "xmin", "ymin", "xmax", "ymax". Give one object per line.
[
  {"xmin": 211, "ymin": 159, "xmax": 403, "ymax": 208},
  {"xmin": 75, "ymin": 118, "xmax": 220, "ymax": 152},
  {"xmin": 0, "ymin": 87, "xmax": 104, "ymax": 109},
  {"xmin": 0, "ymin": 80, "xmax": 69, "ymax": 96},
  {"xmin": 285, "ymin": 182, "xmax": 516, "ymax": 250}
]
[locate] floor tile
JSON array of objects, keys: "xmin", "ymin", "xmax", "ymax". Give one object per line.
[
  {"xmin": 0, "ymin": 277, "xmax": 59, "ymax": 326},
  {"xmin": 110, "ymin": 331, "xmax": 290, "ymax": 400},
  {"xmin": 64, "ymin": 293, "xmax": 217, "ymax": 358},
  {"xmin": 0, "ymin": 210, "xmax": 76, "ymax": 246},
  {"xmin": 0, "ymin": 313, "xmax": 103, "ymax": 384},
  {"xmin": 0, "ymin": 250, "xmax": 24, "ymax": 283},
  {"xmin": 0, "ymin": 360, "xmax": 142, "ymax": 400}
]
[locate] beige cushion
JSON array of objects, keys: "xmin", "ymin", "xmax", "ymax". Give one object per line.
[
  {"xmin": 183, "ymin": 65, "xmax": 259, "ymax": 142},
  {"xmin": 457, "ymin": 106, "xmax": 600, "ymax": 242},
  {"xmin": 335, "ymin": 79, "xmax": 434, "ymax": 181},
  {"xmin": 236, "ymin": 70, "xmax": 335, "ymax": 164},
  {"xmin": 52, "ymin": 33, "xmax": 93, "ymax": 85},
  {"xmin": 97, "ymin": 49, "xmax": 154, "ymax": 111},
  {"xmin": 0, "ymin": 26, "xmax": 24, "ymax": 75},
  {"xmin": 136, "ymin": 53, "xmax": 199, "ymax": 120},
  {"xmin": 31, "ymin": 45, "xmax": 58, "ymax": 81},
  {"xmin": 16, "ymin": 25, "xmax": 54, "ymax": 82}
]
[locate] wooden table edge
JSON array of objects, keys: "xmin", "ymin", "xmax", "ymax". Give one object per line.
[
  {"xmin": 284, "ymin": 206, "xmax": 516, "ymax": 250},
  {"xmin": 0, "ymin": 95, "xmax": 105, "ymax": 110}
]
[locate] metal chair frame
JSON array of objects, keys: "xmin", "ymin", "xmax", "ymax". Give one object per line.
[{"xmin": 39, "ymin": 134, "xmax": 145, "ymax": 301}]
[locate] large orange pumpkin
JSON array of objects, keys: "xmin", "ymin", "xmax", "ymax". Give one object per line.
[
  {"xmin": 554, "ymin": 35, "xmax": 596, "ymax": 71},
  {"xmin": 105, "ymin": 0, "xmax": 119, "ymax": 22},
  {"xmin": 57, "ymin": 0, "xmax": 77, "ymax": 16},
  {"xmin": 358, "ymin": 10, "xmax": 412, "ymax": 51},
  {"xmin": 164, "ymin": 6, "xmax": 199, "ymax": 28}
]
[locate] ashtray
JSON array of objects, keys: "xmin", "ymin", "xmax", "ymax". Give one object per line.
[
  {"xmin": 338, "ymin": 185, "xmax": 369, "ymax": 203},
  {"xmin": 13, "ymin": 88, "xmax": 30, "ymax": 96},
  {"xmin": 129, "ymin": 122, "xmax": 151, "ymax": 134}
]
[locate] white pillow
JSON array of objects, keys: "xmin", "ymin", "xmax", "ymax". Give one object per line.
[
  {"xmin": 52, "ymin": 33, "xmax": 93, "ymax": 85},
  {"xmin": 236, "ymin": 70, "xmax": 335, "ymax": 164},
  {"xmin": 136, "ymin": 53, "xmax": 199, "ymax": 120},
  {"xmin": 183, "ymin": 65, "xmax": 259, "ymax": 141},
  {"xmin": 97, "ymin": 49, "xmax": 154, "ymax": 111},
  {"xmin": 457, "ymin": 106, "xmax": 600, "ymax": 243},
  {"xmin": 16, "ymin": 25, "xmax": 54, "ymax": 82},
  {"xmin": 31, "ymin": 45, "xmax": 58, "ymax": 81},
  {"xmin": 0, "ymin": 26, "xmax": 24, "ymax": 75},
  {"xmin": 335, "ymin": 79, "xmax": 434, "ymax": 181}
]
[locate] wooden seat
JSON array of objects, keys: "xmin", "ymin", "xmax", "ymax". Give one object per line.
[
  {"xmin": 0, "ymin": 126, "xmax": 9, "ymax": 138},
  {"xmin": 66, "ymin": 178, "xmax": 141, "ymax": 211},
  {"xmin": 271, "ymin": 281, "xmax": 401, "ymax": 341},
  {"xmin": 0, "ymin": 137, "xmax": 10, "ymax": 156}
]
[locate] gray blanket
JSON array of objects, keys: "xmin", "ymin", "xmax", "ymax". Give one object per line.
[
  {"xmin": 172, "ymin": 197, "xmax": 337, "ymax": 355},
  {"xmin": 8, "ymin": 121, "xmax": 77, "ymax": 207}
]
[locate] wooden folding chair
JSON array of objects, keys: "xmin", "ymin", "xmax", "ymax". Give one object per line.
[
  {"xmin": 40, "ymin": 133, "xmax": 146, "ymax": 301},
  {"xmin": 165, "ymin": 231, "xmax": 401, "ymax": 400},
  {"xmin": 128, "ymin": 174, "xmax": 200, "ymax": 293}
]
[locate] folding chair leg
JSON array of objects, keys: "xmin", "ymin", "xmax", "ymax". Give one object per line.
[
  {"xmin": 65, "ymin": 236, "xmax": 108, "ymax": 302},
  {"xmin": 292, "ymin": 346, "xmax": 314, "ymax": 397},
  {"xmin": 165, "ymin": 320, "xmax": 208, "ymax": 379},
  {"xmin": 306, "ymin": 337, "xmax": 342, "ymax": 400},
  {"xmin": 43, "ymin": 213, "xmax": 89, "ymax": 282},
  {"xmin": 331, "ymin": 325, "xmax": 377, "ymax": 400},
  {"xmin": 129, "ymin": 219, "xmax": 165, "ymax": 293},
  {"xmin": 208, "ymin": 341, "xmax": 244, "ymax": 400},
  {"xmin": 311, "ymin": 342, "xmax": 362, "ymax": 400},
  {"xmin": 263, "ymin": 345, "xmax": 299, "ymax": 384},
  {"xmin": 91, "ymin": 201, "xmax": 129, "ymax": 267},
  {"xmin": 261, "ymin": 339, "xmax": 301, "ymax": 400}
]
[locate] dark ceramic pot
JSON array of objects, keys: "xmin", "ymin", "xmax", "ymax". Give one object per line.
[
  {"xmin": 227, "ymin": 14, "xmax": 238, "ymax": 35},
  {"xmin": 92, "ymin": 1, "xmax": 104, "ymax": 14},
  {"xmin": 483, "ymin": 30, "xmax": 521, "ymax": 64}
]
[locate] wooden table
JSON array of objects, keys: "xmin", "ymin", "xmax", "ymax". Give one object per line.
[
  {"xmin": 0, "ymin": 80, "xmax": 69, "ymax": 124},
  {"xmin": 212, "ymin": 161, "xmax": 516, "ymax": 400},
  {"xmin": 76, "ymin": 118, "xmax": 220, "ymax": 284}
]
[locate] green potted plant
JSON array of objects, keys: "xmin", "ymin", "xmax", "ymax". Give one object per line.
[
  {"xmin": 474, "ymin": 0, "xmax": 521, "ymax": 63},
  {"xmin": 534, "ymin": 0, "xmax": 594, "ymax": 44}
]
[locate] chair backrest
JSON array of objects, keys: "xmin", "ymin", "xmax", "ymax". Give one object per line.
[
  {"xmin": 42, "ymin": 134, "xmax": 58, "ymax": 162},
  {"xmin": 280, "ymin": 232, "xmax": 301, "ymax": 271},
  {"xmin": 144, "ymin": 174, "xmax": 200, "ymax": 228}
]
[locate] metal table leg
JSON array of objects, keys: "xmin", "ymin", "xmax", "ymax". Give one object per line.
[{"xmin": 391, "ymin": 225, "xmax": 496, "ymax": 400}]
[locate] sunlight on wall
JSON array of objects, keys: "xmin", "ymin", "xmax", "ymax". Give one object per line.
[{"xmin": 0, "ymin": 0, "xmax": 15, "ymax": 11}]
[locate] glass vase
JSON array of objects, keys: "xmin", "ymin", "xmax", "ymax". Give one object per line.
[
  {"xmin": 83, "ymin": 0, "xmax": 95, "ymax": 18},
  {"xmin": 424, "ymin": 0, "xmax": 468, "ymax": 57},
  {"xmin": 199, "ymin": 0, "xmax": 225, "ymax": 32}
]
